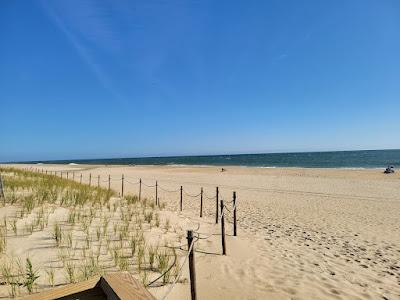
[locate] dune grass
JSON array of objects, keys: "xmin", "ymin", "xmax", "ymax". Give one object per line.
[{"xmin": 0, "ymin": 167, "xmax": 180, "ymax": 298}]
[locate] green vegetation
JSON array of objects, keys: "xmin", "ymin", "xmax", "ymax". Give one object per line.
[
  {"xmin": 23, "ymin": 258, "xmax": 39, "ymax": 294},
  {"xmin": 0, "ymin": 167, "xmax": 180, "ymax": 297}
]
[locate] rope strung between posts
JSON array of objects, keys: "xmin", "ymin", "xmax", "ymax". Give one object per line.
[
  {"xmin": 146, "ymin": 251, "xmax": 178, "ymax": 287},
  {"xmin": 161, "ymin": 238, "xmax": 196, "ymax": 300},
  {"xmin": 204, "ymin": 193, "xmax": 216, "ymax": 200},
  {"xmin": 141, "ymin": 181, "xmax": 156, "ymax": 188},
  {"xmin": 194, "ymin": 232, "xmax": 214, "ymax": 240},
  {"xmin": 125, "ymin": 179, "xmax": 140, "ymax": 185},
  {"xmin": 158, "ymin": 185, "xmax": 181, "ymax": 193},
  {"xmin": 110, "ymin": 177, "xmax": 122, "ymax": 182},
  {"xmin": 183, "ymin": 190, "xmax": 201, "ymax": 198},
  {"xmin": 222, "ymin": 203, "xmax": 236, "ymax": 215}
]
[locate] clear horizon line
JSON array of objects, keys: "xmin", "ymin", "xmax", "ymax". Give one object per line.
[{"xmin": 2, "ymin": 147, "xmax": 400, "ymax": 164}]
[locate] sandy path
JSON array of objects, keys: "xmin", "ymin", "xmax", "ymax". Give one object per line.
[{"xmin": 4, "ymin": 164, "xmax": 400, "ymax": 299}]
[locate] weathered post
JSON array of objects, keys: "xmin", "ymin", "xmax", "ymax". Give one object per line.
[
  {"xmin": 221, "ymin": 200, "xmax": 226, "ymax": 255},
  {"xmin": 121, "ymin": 174, "xmax": 124, "ymax": 197},
  {"xmin": 200, "ymin": 188, "xmax": 203, "ymax": 218},
  {"xmin": 187, "ymin": 230, "xmax": 197, "ymax": 300},
  {"xmin": 72, "ymin": 172, "xmax": 75, "ymax": 180},
  {"xmin": 61, "ymin": 172, "xmax": 63, "ymax": 179},
  {"xmin": 89, "ymin": 173, "xmax": 91, "ymax": 186},
  {"xmin": 180, "ymin": 186, "xmax": 183, "ymax": 211},
  {"xmin": 216, "ymin": 187, "xmax": 219, "ymax": 224},
  {"xmin": 80, "ymin": 173, "xmax": 82, "ymax": 184},
  {"xmin": 108, "ymin": 175, "xmax": 111, "ymax": 191},
  {"xmin": 0, "ymin": 174, "xmax": 6, "ymax": 206},
  {"xmin": 233, "ymin": 191, "xmax": 237, "ymax": 237},
  {"xmin": 97, "ymin": 175, "xmax": 100, "ymax": 188},
  {"xmin": 139, "ymin": 178, "xmax": 142, "ymax": 201},
  {"xmin": 155, "ymin": 181, "xmax": 158, "ymax": 206},
  {"xmin": 67, "ymin": 172, "xmax": 69, "ymax": 180},
  {"xmin": 46, "ymin": 170, "xmax": 47, "ymax": 175}
]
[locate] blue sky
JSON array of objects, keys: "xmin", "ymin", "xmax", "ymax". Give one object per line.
[{"xmin": 1, "ymin": 0, "xmax": 399, "ymax": 162}]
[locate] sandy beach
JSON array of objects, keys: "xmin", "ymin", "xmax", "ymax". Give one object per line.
[{"xmin": 1, "ymin": 164, "xmax": 399, "ymax": 299}]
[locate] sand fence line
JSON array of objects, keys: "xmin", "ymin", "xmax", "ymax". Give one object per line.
[
  {"xmin": 10, "ymin": 167, "xmax": 239, "ymax": 300},
  {"xmin": 27, "ymin": 168, "xmax": 238, "ymax": 234}
]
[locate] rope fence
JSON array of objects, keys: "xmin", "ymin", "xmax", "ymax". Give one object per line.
[{"xmin": 23, "ymin": 167, "xmax": 239, "ymax": 300}]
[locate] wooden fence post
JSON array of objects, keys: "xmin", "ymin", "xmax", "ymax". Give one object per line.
[
  {"xmin": 97, "ymin": 175, "xmax": 100, "ymax": 188},
  {"xmin": 139, "ymin": 178, "xmax": 142, "ymax": 201},
  {"xmin": 67, "ymin": 172, "xmax": 69, "ymax": 180},
  {"xmin": 187, "ymin": 230, "xmax": 197, "ymax": 300},
  {"xmin": 221, "ymin": 200, "xmax": 226, "ymax": 255},
  {"xmin": 72, "ymin": 172, "xmax": 75, "ymax": 180},
  {"xmin": 121, "ymin": 174, "xmax": 124, "ymax": 197},
  {"xmin": 216, "ymin": 187, "xmax": 219, "ymax": 224},
  {"xmin": 155, "ymin": 181, "xmax": 158, "ymax": 207},
  {"xmin": 200, "ymin": 188, "xmax": 203, "ymax": 218},
  {"xmin": 89, "ymin": 173, "xmax": 91, "ymax": 186},
  {"xmin": 80, "ymin": 173, "xmax": 82, "ymax": 184},
  {"xmin": 0, "ymin": 175, "xmax": 5, "ymax": 206},
  {"xmin": 233, "ymin": 191, "xmax": 237, "ymax": 236},
  {"xmin": 108, "ymin": 175, "xmax": 111, "ymax": 191},
  {"xmin": 61, "ymin": 172, "xmax": 63, "ymax": 179},
  {"xmin": 180, "ymin": 186, "xmax": 183, "ymax": 211}
]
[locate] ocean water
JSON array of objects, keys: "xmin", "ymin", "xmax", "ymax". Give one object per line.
[{"xmin": 28, "ymin": 149, "xmax": 400, "ymax": 169}]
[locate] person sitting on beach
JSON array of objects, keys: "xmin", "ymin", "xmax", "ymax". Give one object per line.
[{"xmin": 384, "ymin": 166, "xmax": 395, "ymax": 174}]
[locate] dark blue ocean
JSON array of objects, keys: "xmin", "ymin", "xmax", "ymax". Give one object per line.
[{"xmin": 28, "ymin": 149, "xmax": 400, "ymax": 169}]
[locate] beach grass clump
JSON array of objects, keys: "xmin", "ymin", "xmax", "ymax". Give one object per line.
[
  {"xmin": 23, "ymin": 258, "xmax": 39, "ymax": 294},
  {"xmin": 157, "ymin": 250, "xmax": 172, "ymax": 284},
  {"xmin": 45, "ymin": 268, "xmax": 55, "ymax": 287},
  {"xmin": 65, "ymin": 262, "xmax": 76, "ymax": 283},
  {"xmin": 148, "ymin": 245, "xmax": 158, "ymax": 270},
  {"xmin": 0, "ymin": 226, "xmax": 7, "ymax": 253},
  {"xmin": 53, "ymin": 223, "xmax": 62, "ymax": 247},
  {"xmin": 0, "ymin": 257, "xmax": 24, "ymax": 298}
]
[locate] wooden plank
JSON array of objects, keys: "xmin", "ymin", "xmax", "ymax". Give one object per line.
[
  {"xmin": 21, "ymin": 273, "xmax": 155, "ymax": 300},
  {"xmin": 21, "ymin": 276, "xmax": 101, "ymax": 300},
  {"xmin": 100, "ymin": 272, "xmax": 156, "ymax": 300}
]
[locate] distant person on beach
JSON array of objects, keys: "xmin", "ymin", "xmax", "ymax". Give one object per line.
[
  {"xmin": 221, "ymin": 168, "xmax": 226, "ymax": 172},
  {"xmin": 384, "ymin": 166, "xmax": 395, "ymax": 174}
]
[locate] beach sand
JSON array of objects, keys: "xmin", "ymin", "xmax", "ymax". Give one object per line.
[{"xmin": 2, "ymin": 164, "xmax": 400, "ymax": 299}]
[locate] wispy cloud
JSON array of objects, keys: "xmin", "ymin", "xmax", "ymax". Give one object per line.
[{"xmin": 39, "ymin": 0, "xmax": 125, "ymax": 102}]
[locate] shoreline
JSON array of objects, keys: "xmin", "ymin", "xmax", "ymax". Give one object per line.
[{"xmin": 5, "ymin": 162, "xmax": 392, "ymax": 170}]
